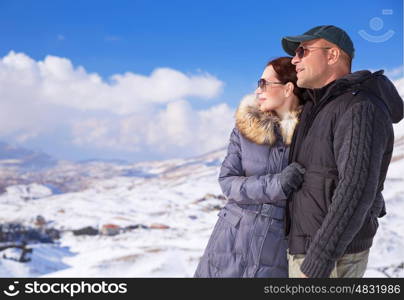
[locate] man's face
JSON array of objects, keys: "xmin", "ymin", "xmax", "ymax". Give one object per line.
[{"xmin": 291, "ymin": 39, "xmax": 331, "ymax": 89}]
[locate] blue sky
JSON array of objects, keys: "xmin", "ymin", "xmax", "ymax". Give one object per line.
[{"xmin": 0, "ymin": 0, "xmax": 402, "ymax": 162}]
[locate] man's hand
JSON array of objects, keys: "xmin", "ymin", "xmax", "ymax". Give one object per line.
[{"xmin": 301, "ymin": 273, "xmax": 309, "ymax": 278}]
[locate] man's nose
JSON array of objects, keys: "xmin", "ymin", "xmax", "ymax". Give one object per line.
[{"xmin": 291, "ymin": 54, "xmax": 300, "ymax": 65}]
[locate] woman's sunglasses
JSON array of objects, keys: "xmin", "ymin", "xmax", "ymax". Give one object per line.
[{"xmin": 257, "ymin": 78, "xmax": 283, "ymax": 91}]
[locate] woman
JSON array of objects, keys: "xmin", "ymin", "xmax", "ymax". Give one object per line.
[{"xmin": 194, "ymin": 57, "xmax": 306, "ymax": 278}]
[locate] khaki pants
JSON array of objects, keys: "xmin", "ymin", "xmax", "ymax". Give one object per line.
[{"xmin": 287, "ymin": 249, "xmax": 369, "ymax": 278}]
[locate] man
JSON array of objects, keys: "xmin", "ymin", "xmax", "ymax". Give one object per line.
[{"xmin": 281, "ymin": 25, "xmax": 403, "ymax": 278}]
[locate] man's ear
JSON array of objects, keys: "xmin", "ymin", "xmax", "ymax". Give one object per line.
[{"xmin": 328, "ymin": 47, "xmax": 340, "ymax": 65}]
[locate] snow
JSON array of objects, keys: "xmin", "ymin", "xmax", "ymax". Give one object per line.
[
  {"xmin": 0, "ymin": 150, "xmax": 225, "ymax": 277},
  {"xmin": 4, "ymin": 184, "xmax": 53, "ymax": 201},
  {"xmin": 0, "ymin": 244, "xmax": 74, "ymax": 277}
]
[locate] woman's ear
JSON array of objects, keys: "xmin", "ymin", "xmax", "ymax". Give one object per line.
[{"xmin": 284, "ymin": 82, "xmax": 294, "ymax": 98}]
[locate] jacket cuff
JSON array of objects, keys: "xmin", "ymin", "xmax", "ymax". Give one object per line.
[
  {"xmin": 263, "ymin": 174, "xmax": 288, "ymax": 203},
  {"xmin": 300, "ymin": 254, "xmax": 335, "ymax": 278}
]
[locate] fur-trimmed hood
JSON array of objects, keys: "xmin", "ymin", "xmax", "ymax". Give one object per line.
[{"xmin": 235, "ymin": 95, "xmax": 301, "ymax": 146}]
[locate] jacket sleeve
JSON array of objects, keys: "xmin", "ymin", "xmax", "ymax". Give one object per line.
[
  {"xmin": 300, "ymin": 100, "xmax": 391, "ymax": 278},
  {"xmin": 218, "ymin": 127, "xmax": 287, "ymax": 205}
]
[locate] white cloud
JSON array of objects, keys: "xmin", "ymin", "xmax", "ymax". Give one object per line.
[
  {"xmin": 0, "ymin": 51, "xmax": 223, "ymax": 115},
  {"xmin": 393, "ymin": 77, "xmax": 404, "ymax": 97},
  {"xmin": 384, "ymin": 66, "xmax": 403, "ymax": 80},
  {"xmin": 146, "ymin": 100, "xmax": 235, "ymax": 155},
  {"xmin": 0, "ymin": 51, "xmax": 233, "ymax": 159},
  {"xmin": 71, "ymin": 101, "xmax": 234, "ymax": 157}
]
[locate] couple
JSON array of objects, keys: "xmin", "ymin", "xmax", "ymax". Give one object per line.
[{"xmin": 194, "ymin": 25, "xmax": 404, "ymax": 278}]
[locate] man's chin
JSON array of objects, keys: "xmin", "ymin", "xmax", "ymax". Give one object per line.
[{"xmin": 297, "ymin": 78, "xmax": 312, "ymax": 89}]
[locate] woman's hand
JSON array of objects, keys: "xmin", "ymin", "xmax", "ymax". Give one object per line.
[{"xmin": 279, "ymin": 162, "xmax": 306, "ymax": 196}]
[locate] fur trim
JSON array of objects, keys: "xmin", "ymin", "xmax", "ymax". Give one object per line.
[{"xmin": 235, "ymin": 94, "xmax": 301, "ymax": 146}]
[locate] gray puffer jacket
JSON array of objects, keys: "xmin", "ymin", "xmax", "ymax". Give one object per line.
[{"xmin": 194, "ymin": 95, "xmax": 301, "ymax": 277}]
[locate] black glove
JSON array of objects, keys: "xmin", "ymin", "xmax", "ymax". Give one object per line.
[{"xmin": 279, "ymin": 162, "xmax": 305, "ymax": 196}]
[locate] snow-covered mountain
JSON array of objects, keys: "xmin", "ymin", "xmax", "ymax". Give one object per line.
[
  {"xmin": 0, "ymin": 147, "xmax": 229, "ymax": 277},
  {"xmin": 0, "ymin": 142, "xmax": 57, "ymax": 171},
  {"xmin": 0, "ymin": 141, "xmax": 58, "ymax": 193}
]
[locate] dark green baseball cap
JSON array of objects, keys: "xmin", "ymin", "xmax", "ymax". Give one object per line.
[{"xmin": 282, "ymin": 25, "xmax": 355, "ymax": 58}]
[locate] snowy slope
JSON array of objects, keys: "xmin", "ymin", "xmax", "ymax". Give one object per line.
[{"xmin": 0, "ymin": 148, "xmax": 228, "ymax": 277}]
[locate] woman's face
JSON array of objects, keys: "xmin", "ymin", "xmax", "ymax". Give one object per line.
[{"xmin": 255, "ymin": 65, "xmax": 286, "ymax": 112}]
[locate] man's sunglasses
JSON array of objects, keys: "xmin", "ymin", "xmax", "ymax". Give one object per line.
[
  {"xmin": 295, "ymin": 46, "xmax": 331, "ymax": 59},
  {"xmin": 257, "ymin": 78, "xmax": 283, "ymax": 91}
]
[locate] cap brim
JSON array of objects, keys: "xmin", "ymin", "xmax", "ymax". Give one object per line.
[{"xmin": 281, "ymin": 34, "xmax": 318, "ymax": 56}]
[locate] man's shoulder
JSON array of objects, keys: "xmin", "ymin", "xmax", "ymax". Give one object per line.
[
  {"xmin": 328, "ymin": 89, "xmax": 386, "ymax": 116},
  {"xmin": 319, "ymin": 90, "xmax": 360, "ymax": 117}
]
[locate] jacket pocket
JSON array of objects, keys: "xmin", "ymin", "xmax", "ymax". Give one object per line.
[
  {"xmin": 207, "ymin": 207, "xmax": 243, "ymax": 270},
  {"xmin": 218, "ymin": 207, "xmax": 242, "ymax": 227},
  {"xmin": 208, "ymin": 207, "xmax": 242, "ymax": 253}
]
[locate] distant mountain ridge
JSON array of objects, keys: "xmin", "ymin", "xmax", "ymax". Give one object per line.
[{"xmin": 0, "ymin": 141, "xmax": 57, "ymax": 171}]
